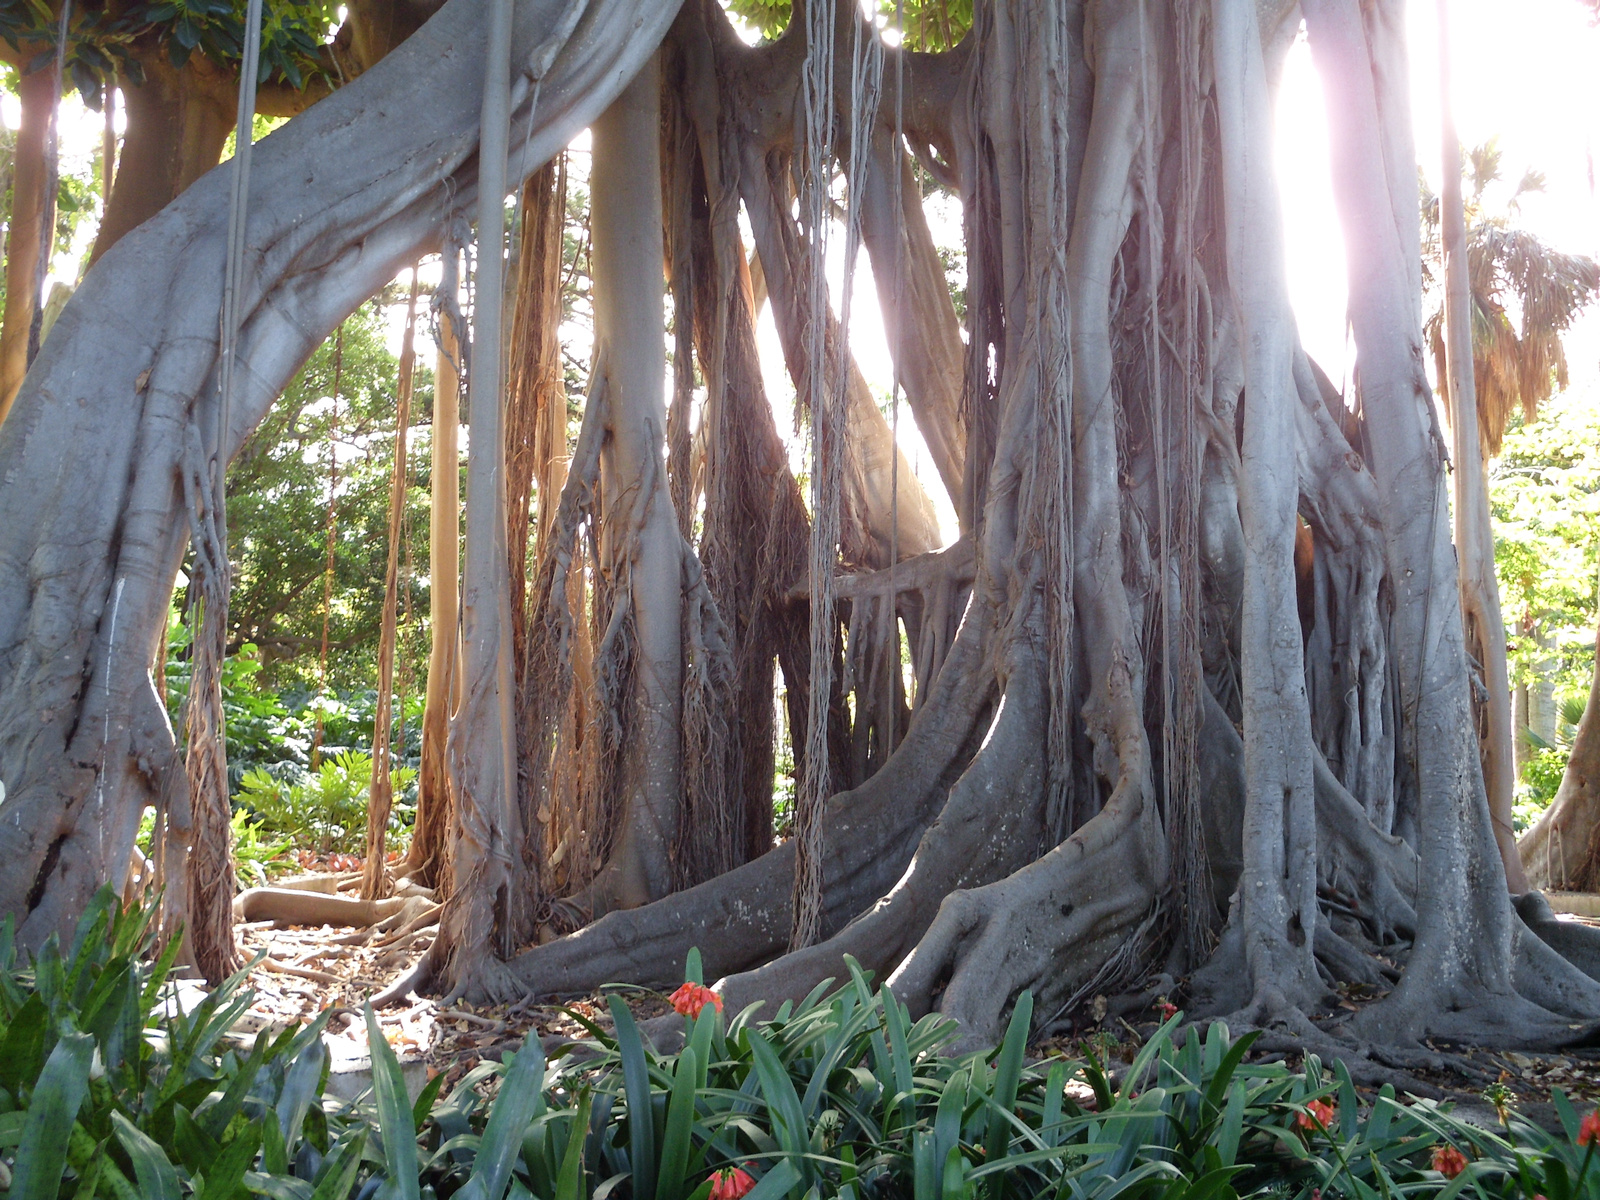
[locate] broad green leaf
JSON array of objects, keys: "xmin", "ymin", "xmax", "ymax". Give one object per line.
[
  {"xmin": 365, "ymin": 1002, "xmax": 422, "ymax": 1200},
  {"xmin": 10, "ymin": 1027, "xmax": 94, "ymax": 1200},
  {"xmin": 458, "ymin": 1032, "xmax": 548, "ymax": 1200},
  {"xmin": 112, "ymin": 1113, "xmax": 182, "ymax": 1200},
  {"xmin": 608, "ymin": 993, "xmax": 659, "ymax": 1200}
]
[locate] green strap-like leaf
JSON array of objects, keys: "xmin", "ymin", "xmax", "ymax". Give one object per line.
[
  {"xmin": 309, "ymin": 1129, "xmax": 369, "ymax": 1200},
  {"xmin": 458, "ymin": 1032, "xmax": 548, "ymax": 1200},
  {"xmin": 365, "ymin": 1001, "xmax": 422, "ymax": 1200},
  {"xmin": 277, "ymin": 1031, "xmax": 329, "ymax": 1152},
  {"xmin": 111, "ymin": 1112, "xmax": 183, "ymax": 1200},
  {"xmin": 197, "ymin": 1123, "xmax": 264, "ymax": 1200},
  {"xmin": 657, "ymin": 1045, "xmax": 699, "ymax": 1200},
  {"xmin": 608, "ymin": 993, "xmax": 659, "ymax": 1200},
  {"xmin": 10, "ymin": 1026, "xmax": 94, "ymax": 1200},
  {"xmin": 554, "ymin": 1090, "xmax": 594, "ymax": 1200},
  {"xmin": 984, "ymin": 989, "xmax": 1033, "ymax": 1189},
  {"xmin": 741, "ymin": 1159, "xmax": 803, "ymax": 1200}
]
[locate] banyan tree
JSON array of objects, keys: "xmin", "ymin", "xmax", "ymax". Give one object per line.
[{"xmin": 3, "ymin": 0, "xmax": 1600, "ymax": 1064}]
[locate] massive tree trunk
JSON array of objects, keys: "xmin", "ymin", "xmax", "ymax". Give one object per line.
[
  {"xmin": 0, "ymin": 66, "xmax": 55, "ymax": 423},
  {"xmin": 407, "ymin": 294, "xmax": 463, "ymax": 891},
  {"xmin": 1301, "ymin": 0, "xmax": 1592, "ymax": 1045},
  {"xmin": 471, "ymin": 0, "xmax": 1600, "ymax": 1055},
  {"xmin": 581, "ymin": 55, "xmax": 685, "ymax": 914},
  {"xmin": 8, "ymin": 0, "xmax": 1600, "ymax": 1060}
]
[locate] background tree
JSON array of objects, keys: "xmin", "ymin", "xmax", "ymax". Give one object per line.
[{"xmin": 1492, "ymin": 396, "xmax": 1600, "ymax": 815}]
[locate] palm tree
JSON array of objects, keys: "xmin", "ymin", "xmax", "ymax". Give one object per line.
[{"xmin": 1422, "ymin": 142, "xmax": 1600, "ymax": 457}]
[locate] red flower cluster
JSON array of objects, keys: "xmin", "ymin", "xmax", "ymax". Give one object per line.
[
  {"xmin": 1580, "ymin": 1110, "xmax": 1600, "ymax": 1147},
  {"xmin": 709, "ymin": 1166, "xmax": 755, "ymax": 1200},
  {"xmin": 1295, "ymin": 1099, "xmax": 1336, "ymax": 1134},
  {"xmin": 1431, "ymin": 1144, "xmax": 1468, "ymax": 1179},
  {"xmin": 669, "ymin": 981, "xmax": 723, "ymax": 1019},
  {"xmin": 1158, "ymin": 1000, "xmax": 1179, "ymax": 1021}
]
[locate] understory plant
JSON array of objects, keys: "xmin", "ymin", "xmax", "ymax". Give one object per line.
[
  {"xmin": 6, "ymin": 896, "xmax": 1600, "ymax": 1200},
  {"xmin": 238, "ymin": 749, "xmax": 416, "ymax": 856}
]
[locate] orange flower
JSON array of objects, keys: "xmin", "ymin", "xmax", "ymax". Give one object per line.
[
  {"xmin": 1295, "ymin": 1099, "xmax": 1336, "ymax": 1134},
  {"xmin": 1580, "ymin": 1110, "xmax": 1600, "ymax": 1147},
  {"xmin": 668, "ymin": 981, "xmax": 724, "ymax": 1019},
  {"xmin": 1431, "ymin": 1144, "xmax": 1468, "ymax": 1179},
  {"xmin": 708, "ymin": 1166, "xmax": 755, "ymax": 1200}
]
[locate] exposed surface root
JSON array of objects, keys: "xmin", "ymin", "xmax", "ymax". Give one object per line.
[
  {"xmin": 716, "ymin": 650, "xmax": 1052, "ymax": 1018},
  {"xmin": 877, "ymin": 644, "xmax": 1164, "ymax": 1048},
  {"xmin": 232, "ymin": 888, "xmax": 430, "ymax": 928},
  {"xmin": 460, "ymin": 612, "xmax": 999, "ymax": 1005},
  {"xmin": 1516, "ymin": 892, "xmax": 1600, "ymax": 983}
]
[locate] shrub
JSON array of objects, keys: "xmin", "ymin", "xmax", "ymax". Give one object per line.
[
  {"xmin": 6, "ymin": 894, "xmax": 1600, "ymax": 1200},
  {"xmin": 237, "ymin": 749, "xmax": 416, "ymax": 855}
]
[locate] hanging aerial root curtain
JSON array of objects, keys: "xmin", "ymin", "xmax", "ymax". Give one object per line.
[
  {"xmin": 504, "ymin": 159, "xmax": 574, "ymax": 899},
  {"xmin": 363, "ymin": 271, "xmax": 423, "ymax": 901},
  {"xmin": 183, "ymin": 0, "xmax": 263, "ymax": 985},
  {"xmin": 791, "ymin": 0, "xmax": 880, "ymax": 952},
  {"xmin": 406, "ymin": 252, "xmax": 465, "ymax": 893},
  {"xmin": 425, "ymin": 0, "xmax": 529, "ymax": 999}
]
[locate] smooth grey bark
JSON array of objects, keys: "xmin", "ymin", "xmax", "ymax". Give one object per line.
[
  {"xmin": 0, "ymin": 0, "xmax": 683, "ymax": 950},
  {"xmin": 1302, "ymin": 0, "xmax": 1600, "ymax": 1043},
  {"xmin": 586, "ymin": 54, "xmax": 685, "ymax": 914},
  {"xmin": 435, "ymin": 0, "xmax": 524, "ymax": 979},
  {"xmin": 1212, "ymin": 0, "xmax": 1322, "ymax": 1013}
]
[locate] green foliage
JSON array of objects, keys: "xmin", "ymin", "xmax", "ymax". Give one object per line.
[
  {"xmin": 9, "ymin": 913, "xmax": 1600, "ymax": 1199},
  {"xmin": 0, "ymin": 0, "xmax": 337, "ymax": 109},
  {"xmin": 1493, "ymin": 390, "xmax": 1600, "ymax": 693},
  {"xmin": 1514, "ymin": 695, "xmax": 1589, "ymax": 830},
  {"xmin": 162, "ymin": 600, "xmax": 423, "ymax": 860},
  {"xmin": 0, "ymin": 885, "xmax": 349, "ymax": 1199},
  {"xmin": 225, "ymin": 297, "xmax": 433, "ymax": 696},
  {"xmin": 1492, "ymin": 386, "xmax": 1600, "ymax": 823},
  {"xmin": 229, "ymin": 809, "xmax": 296, "ymax": 885},
  {"xmin": 238, "ymin": 749, "xmax": 415, "ymax": 855},
  {"xmin": 163, "ymin": 615, "xmax": 301, "ymax": 784},
  {"xmin": 720, "ymin": 0, "xmax": 974, "ymax": 49}
]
